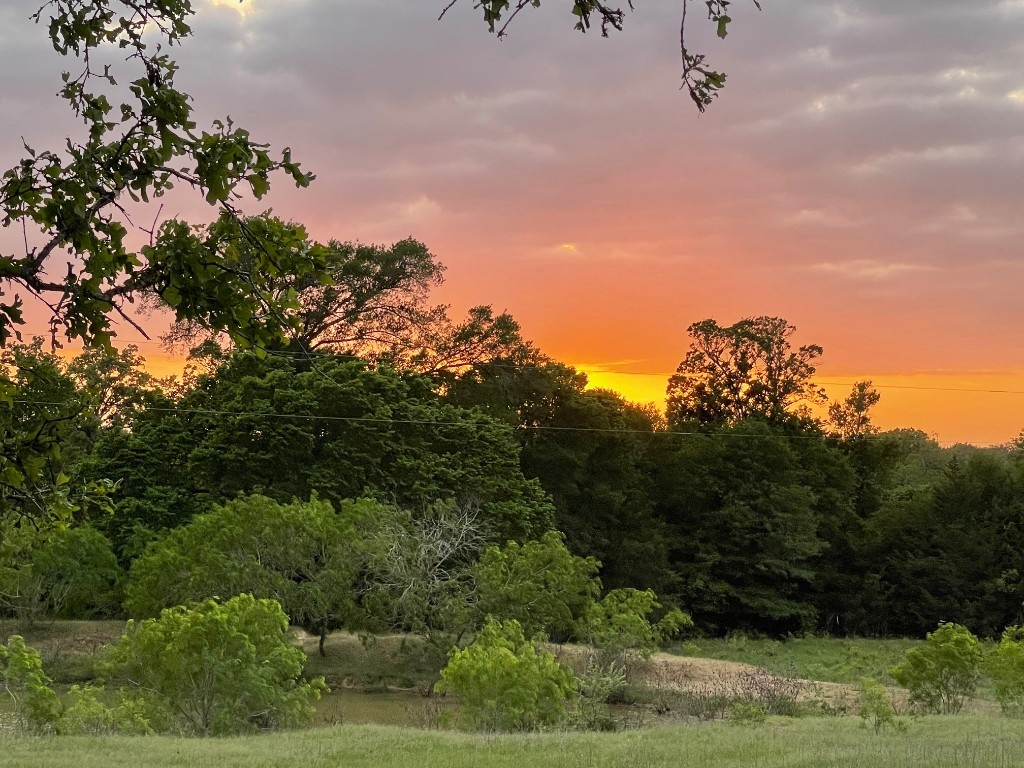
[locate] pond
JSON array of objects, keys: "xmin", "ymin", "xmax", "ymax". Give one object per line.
[{"xmin": 314, "ymin": 688, "xmax": 456, "ymax": 728}]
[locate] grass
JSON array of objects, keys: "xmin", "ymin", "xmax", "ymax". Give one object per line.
[
  {"xmin": 3, "ymin": 717, "xmax": 1024, "ymax": 768},
  {"xmin": 672, "ymin": 635, "xmax": 924, "ymax": 685}
]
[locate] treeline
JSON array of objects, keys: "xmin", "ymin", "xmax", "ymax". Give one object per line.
[{"xmin": 4, "ymin": 225, "xmax": 1024, "ymax": 640}]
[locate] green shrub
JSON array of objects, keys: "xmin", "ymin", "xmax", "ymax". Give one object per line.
[
  {"xmin": 728, "ymin": 701, "xmax": 767, "ymax": 725},
  {"xmin": 890, "ymin": 622, "xmax": 981, "ymax": 714},
  {"xmin": 0, "ymin": 635, "xmax": 62, "ymax": 733},
  {"xmin": 59, "ymin": 685, "xmax": 162, "ymax": 735},
  {"xmin": 101, "ymin": 594, "xmax": 327, "ymax": 735},
  {"xmin": 578, "ymin": 588, "xmax": 691, "ymax": 667},
  {"xmin": 857, "ymin": 677, "xmax": 904, "ymax": 733},
  {"xmin": 569, "ymin": 660, "xmax": 627, "ymax": 731},
  {"xmin": 987, "ymin": 625, "xmax": 1024, "ymax": 716},
  {"xmin": 474, "ymin": 531, "xmax": 599, "ymax": 642},
  {"xmin": 437, "ymin": 617, "xmax": 577, "ymax": 731}
]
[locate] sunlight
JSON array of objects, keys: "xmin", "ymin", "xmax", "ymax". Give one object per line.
[{"xmin": 208, "ymin": 0, "xmax": 255, "ymax": 17}]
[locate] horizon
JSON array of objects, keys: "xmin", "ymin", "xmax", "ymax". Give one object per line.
[{"xmin": 4, "ymin": 0, "xmax": 1024, "ymax": 445}]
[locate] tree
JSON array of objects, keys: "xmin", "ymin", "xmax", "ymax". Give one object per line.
[
  {"xmin": 162, "ymin": 218, "xmax": 445, "ymax": 356},
  {"xmin": 101, "ymin": 594, "xmax": 326, "ymax": 735},
  {"xmin": 64, "ymin": 344, "xmax": 163, "ymax": 430},
  {"xmin": 1, "ymin": 341, "xmax": 112, "ymax": 543},
  {"xmin": 2, "ymin": 2, "xmax": 325, "ymax": 350},
  {"xmin": 447, "ymin": 361, "xmax": 671, "ymax": 593},
  {"xmin": 666, "ymin": 316, "xmax": 825, "ymax": 428},
  {"xmin": 359, "ymin": 500, "xmax": 486, "ymax": 640},
  {"xmin": 890, "ymin": 622, "xmax": 981, "ymax": 715},
  {"xmin": 85, "ymin": 350, "xmax": 555, "ymax": 542},
  {"xmin": 446, "ymin": 0, "xmax": 762, "ymax": 111},
  {"xmin": 473, "ymin": 531, "xmax": 601, "ymax": 641},
  {"xmin": 828, "ymin": 381, "xmax": 881, "ymax": 440},
  {"xmin": 987, "ymin": 625, "xmax": 1024, "ymax": 716},
  {"xmin": 650, "ymin": 420, "xmax": 824, "ymax": 634},
  {"xmin": 1, "ymin": 525, "xmax": 122, "ymax": 624},
  {"xmin": 124, "ymin": 495, "xmax": 372, "ymax": 655},
  {"xmin": 0, "ymin": 635, "xmax": 63, "ymax": 734}
]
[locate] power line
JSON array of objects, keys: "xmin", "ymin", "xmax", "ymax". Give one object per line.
[
  {"xmin": 41, "ymin": 334, "xmax": 1024, "ymax": 397},
  {"xmin": 9, "ymin": 397, "xmax": 1003, "ymax": 447}
]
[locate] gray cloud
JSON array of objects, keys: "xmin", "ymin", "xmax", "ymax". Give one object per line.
[{"xmin": 4, "ymin": 0, "xmax": 1024, "ymax": 396}]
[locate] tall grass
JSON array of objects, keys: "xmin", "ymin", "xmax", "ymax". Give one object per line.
[
  {"xmin": 3, "ymin": 718, "xmax": 1023, "ymax": 768},
  {"xmin": 674, "ymin": 635, "xmax": 923, "ymax": 684}
]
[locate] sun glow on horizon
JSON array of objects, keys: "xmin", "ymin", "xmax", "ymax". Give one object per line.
[{"xmin": 575, "ymin": 364, "xmax": 1024, "ymax": 447}]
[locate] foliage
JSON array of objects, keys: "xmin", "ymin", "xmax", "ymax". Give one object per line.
[
  {"xmin": 101, "ymin": 594, "xmax": 326, "ymax": 735},
  {"xmin": 986, "ymin": 625, "xmax": 1024, "ymax": 716},
  {"xmin": 579, "ymin": 588, "xmax": 691, "ymax": 664},
  {"xmin": 857, "ymin": 677, "xmax": 904, "ymax": 734},
  {"xmin": 0, "ymin": 635, "xmax": 62, "ymax": 733},
  {"xmin": 1, "ymin": 1, "xmax": 321, "ymax": 349},
  {"xmin": 568, "ymin": 659, "xmax": 627, "ymax": 731},
  {"xmin": 86, "ymin": 352, "xmax": 554, "ymax": 543},
  {"xmin": 651, "ymin": 420, "xmax": 827, "ymax": 634},
  {"xmin": 447, "ymin": 362, "xmax": 670, "ymax": 593},
  {"xmin": 59, "ymin": 684, "xmax": 161, "ymax": 736},
  {"xmin": 474, "ymin": 530, "xmax": 600, "ymax": 641},
  {"xmin": 0, "ymin": 341, "xmax": 108, "ymax": 540},
  {"xmin": 666, "ymin": 317, "xmax": 824, "ymax": 428},
  {"xmin": 359, "ymin": 500, "xmax": 486, "ymax": 640},
  {"xmin": 828, "ymin": 381, "xmax": 881, "ymax": 440},
  {"xmin": 437, "ymin": 617, "xmax": 577, "ymax": 731},
  {"xmin": 164, "ymin": 222, "xmax": 444, "ymax": 355},
  {"xmin": 0, "ymin": 525, "xmax": 122, "ymax": 623},
  {"xmin": 443, "ymin": 1, "xmax": 762, "ymax": 111},
  {"xmin": 124, "ymin": 495, "xmax": 370, "ymax": 652},
  {"xmin": 890, "ymin": 623, "xmax": 981, "ymax": 714}
]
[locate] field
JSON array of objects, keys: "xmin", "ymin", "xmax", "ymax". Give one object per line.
[
  {"xmin": 3, "ymin": 622, "xmax": 1023, "ymax": 767},
  {"xmin": 3, "ymin": 718, "xmax": 1024, "ymax": 768}
]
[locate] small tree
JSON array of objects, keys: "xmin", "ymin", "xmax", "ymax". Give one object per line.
[
  {"xmin": 437, "ymin": 617, "xmax": 577, "ymax": 731},
  {"xmin": 473, "ymin": 531, "xmax": 600, "ymax": 642},
  {"xmin": 987, "ymin": 625, "xmax": 1024, "ymax": 716},
  {"xmin": 578, "ymin": 588, "xmax": 691, "ymax": 668},
  {"xmin": 1, "ymin": 526, "xmax": 122, "ymax": 624},
  {"xmin": 0, "ymin": 636, "xmax": 62, "ymax": 733},
  {"xmin": 101, "ymin": 594, "xmax": 326, "ymax": 735},
  {"xmin": 890, "ymin": 622, "xmax": 981, "ymax": 714},
  {"xmin": 857, "ymin": 677, "xmax": 904, "ymax": 734},
  {"xmin": 125, "ymin": 495, "xmax": 372, "ymax": 654}
]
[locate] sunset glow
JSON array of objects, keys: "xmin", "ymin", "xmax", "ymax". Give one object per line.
[{"xmin": 4, "ymin": 0, "xmax": 1024, "ymax": 446}]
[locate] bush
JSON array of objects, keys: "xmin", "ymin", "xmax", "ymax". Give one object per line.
[
  {"xmin": 474, "ymin": 531, "xmax": 600, "ymax": 642},
  {"xmin": 0, "ymin": 635, "xmax": 62, "ymax": 733},
  {"xmin": 857, "ymin": 677, "xmax": 904, "ymax": 733},
  {"xmin": 578, "ymin": 588, "xmax": 691, "ymax": 668},
  {"xmin": 987, "ymin": 625, "xmax": 1024, "ymax": 716},
  {"xmin": 59, "ymin": 685, "xmax": 162, "ymax": 736},
  {"xmin": 0, "ymin": 526, "xmax": 122, "ymax": 624},
  {"xmin": 437, "ymin": 617, "xmax": 577, "ymax": 731},
  {"xmin": 568, "ymin": 660, "xmax": 628, "ymax": 731},
  {"xmin": 890, "ymin": 622, "xmax": 981, "ymax": 714},
  {"xmin": 101, "ymin": 594, "xmax": 327, "ymax": 735}
]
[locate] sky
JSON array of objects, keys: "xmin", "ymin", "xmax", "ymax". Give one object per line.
[{"xmin": 3, "ymin": 0, "xmax": 1024, "ymax": 445}]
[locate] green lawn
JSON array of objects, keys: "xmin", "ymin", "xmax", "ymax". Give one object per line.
[{"xmin": 3, "ymin": 717, "xmax": 1024, "ymax": 768}]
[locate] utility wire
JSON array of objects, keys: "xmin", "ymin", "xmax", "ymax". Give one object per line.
[
  {"xmin": 38, "ymin": 334, "xmax": 1024, "ymax": 398},
  {"xmin": 10, "ymin": 397, "xmax": 1004, "ymax": 447}
]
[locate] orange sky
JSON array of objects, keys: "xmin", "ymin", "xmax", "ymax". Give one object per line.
[{"xmin": 5, "ymin": 0, "xmax": 1024, "ymax": 446}]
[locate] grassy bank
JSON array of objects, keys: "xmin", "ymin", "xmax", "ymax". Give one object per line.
[
  {"xmin": 3, "ymin": 717, "xmax": 1024, "ymax": 768},
  {"xmin": 673, "ymin": 635, "xmax": 923, "ymax": 684}
]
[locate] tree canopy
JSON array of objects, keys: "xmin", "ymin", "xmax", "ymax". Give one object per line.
[{"xmin": 666, "ymin": 316, "xmax": 825, "ymax": 428}]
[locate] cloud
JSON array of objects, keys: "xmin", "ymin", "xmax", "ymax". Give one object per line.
[
  {"xmin": 810, "ymin": 260, "xmax": 933, "ymax": 281},
  {"xmin": 782, "ymin": 209, "xmax": 858, "ymax": 227}
]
